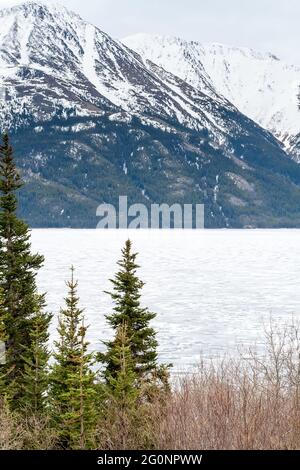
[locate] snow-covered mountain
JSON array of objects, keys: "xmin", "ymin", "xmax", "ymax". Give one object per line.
[
  {"xmin": 1, "ymin": 2, "xmax": 300, "ymax": 228},
  {"xmin": 123, "ymin": 34, "xmax": 300, "ymax": 161},
  {"xmin": 0, "ymin": 1, "xmax": 248, "ymax": 142}
]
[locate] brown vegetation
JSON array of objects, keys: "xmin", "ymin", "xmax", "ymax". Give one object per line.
[{"xmin": 1, "ymin": 323, "xmax": 300, "ymax": 450}]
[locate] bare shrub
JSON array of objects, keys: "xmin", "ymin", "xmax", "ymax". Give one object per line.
[
  {"xmin": 0, "ymin": 400, "xmax": 24, "ymax": 450},
  {"xmin": 153, "ymin": 322, "xmax": 300, "ymax": 450},
  {"xmin": 0, "ymin": 400, "xmax": 56, "ymax": 450}
]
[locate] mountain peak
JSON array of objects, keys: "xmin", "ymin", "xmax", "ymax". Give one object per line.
[{"xmin": 0, "ymin": 1, "xmax": 82, "ymax": 21}]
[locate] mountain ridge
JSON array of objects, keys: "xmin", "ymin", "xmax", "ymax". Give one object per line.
[{"xmin": 123, "ymin": 33, "xmax": 300, "ymax": 161}]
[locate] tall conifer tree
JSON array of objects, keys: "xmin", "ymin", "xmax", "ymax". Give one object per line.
[
  {"xmin": 99, "ymin": 240, "xmax": 168, "ymax": 389},
  {"xmin": 50, "ymin": 267, "xmax": 96, "ymax": 449},
  {"xmin": 99, "ymin": 322, "xmax": 140, "ymax": 449},
  {"xmin": 0, "ymin": 133, "xmax": 50, "ymax": 409}
]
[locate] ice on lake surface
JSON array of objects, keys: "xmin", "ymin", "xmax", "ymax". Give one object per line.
[{"xmin": 31, "ymin": 229, "xmax": 300, "ymax": 371}]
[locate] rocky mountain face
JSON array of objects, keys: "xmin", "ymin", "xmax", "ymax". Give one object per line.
[
  {"xmin": 123, "ymin": 34, "xmax": 300, "ymax": 162},
  {"xmin": 1, "ymin": 2, "xmax": 300, "ymax": 228}
]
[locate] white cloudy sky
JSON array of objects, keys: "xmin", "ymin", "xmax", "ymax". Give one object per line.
[{"xmin": 0, "ymin": 0, "xmax": 299, "ymax": 65}]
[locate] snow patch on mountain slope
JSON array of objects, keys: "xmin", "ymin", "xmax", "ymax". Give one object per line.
[
  {"xmin": 19, "ymin": 15, "xmax": 33, "ymax": 65},
  {"xmin": 82, "ymin": 24, "xmax": 101, "ymax": 92}
]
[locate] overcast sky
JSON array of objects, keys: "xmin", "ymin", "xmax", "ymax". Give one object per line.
[{"xmin": 0, "ymin": 0, "xmax": 299, "ymax": 65}]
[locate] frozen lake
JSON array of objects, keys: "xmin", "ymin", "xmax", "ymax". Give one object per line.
[{"xmin": 31, "ymin": 229, "xmax": 300, "ymax": 371}]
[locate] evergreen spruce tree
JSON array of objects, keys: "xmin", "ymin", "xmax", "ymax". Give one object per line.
[
  {"xmin": 105, "ymin": 322, "xmax": 138, "ymax": 408},
  {"xmin": 0, "ymin": 289, "xmax": 7, "ymax": 393},
  {"xmin": 99, "ymin": 322, "xmax": 140, "ymax": 449},
  {"xmin": 0, "ymin": 133, "xmax": 50, "ymax": 409},
  {"xmin": 99, "ymin": 239, "xmax": 169, "ymax": 390},
  {"xmin": 21, "ymin": 306, "xmax": 52, "ymax": 414},
  {"xmin": 0, "ymin": 289, "xmax": 7, "ymax": 363},
  {"xmin": 50, "ymin": 267, "xmax": 97, "ymax": 449}
]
